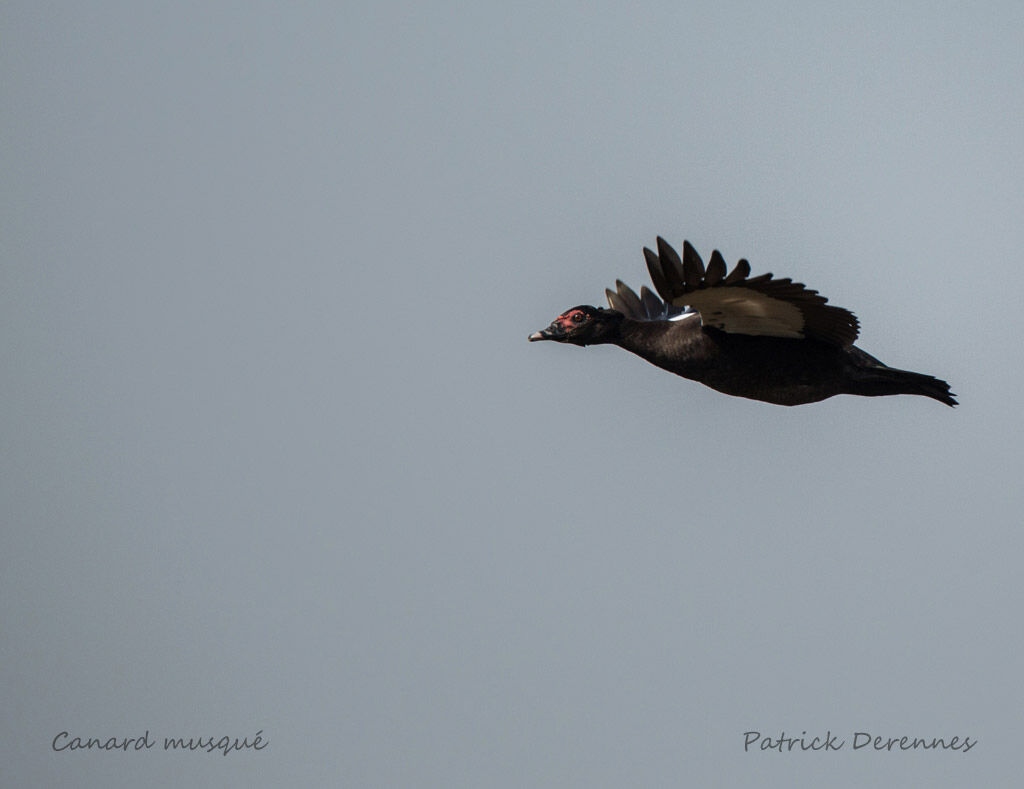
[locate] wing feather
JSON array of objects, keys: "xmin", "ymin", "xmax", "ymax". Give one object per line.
[
  {"xmin": 643, "ymin": 247, "xmax": 670, "ymax": 299},
  {"xmin": 640, "ymin": 286, "xmax": 663, "ymax": 319},
  {"xmin": 656, "ymin": 237, "xmax": 687, "ymax": 295},
  {"xmin": 682, "ymin": 240, "xmax": 705, "ymax": 290},
  {"xmin": 705, "ymin": 250, "xmax": 727, "ymax": 286},
  {"xmin": 615, "ymin": 280, "xmax": 644, "ymax": 317},
  {"xmin": 605, "ymin": 287, "xmax": 628, "ymax": 314},
  {"xmin": 724, "ymin": 258, "xmax": 750, "ymax": 285}
]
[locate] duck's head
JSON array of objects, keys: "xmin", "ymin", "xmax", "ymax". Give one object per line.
[{"xmin": 528, "ymin": 306, "xmax": 624, "ymax": 346}]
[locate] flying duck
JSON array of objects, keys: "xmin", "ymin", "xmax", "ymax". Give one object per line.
[{"xmin": 529, "ymin": 237, "xmax": 956, "ymax": 406}]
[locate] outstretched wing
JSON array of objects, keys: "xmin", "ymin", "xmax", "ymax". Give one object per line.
[{"xmin": 616, "ymin": 237, "xmax": 859, "ymax": 346}]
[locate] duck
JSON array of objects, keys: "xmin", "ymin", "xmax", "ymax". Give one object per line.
[{"xmin": 529, "ymin": 237, "xmax": 956, "ymax": 406}]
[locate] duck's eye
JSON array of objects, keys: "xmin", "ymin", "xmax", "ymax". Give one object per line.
[{"xmin": 571, "ymin": 311, "xmax": 585, "ymax": 322}]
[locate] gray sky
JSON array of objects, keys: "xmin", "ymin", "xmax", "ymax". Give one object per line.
[{"xmin": 3, "ymin": 1, "xmax": 1023, "ymax": 786}]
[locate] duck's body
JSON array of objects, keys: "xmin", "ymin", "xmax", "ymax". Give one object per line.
[
  {"xmin": 529, "ymin": 237, "xmax": 956, "ymax": 407},
  {"xmin": 589, "ymin": 313, "xmax": 952, "ymax": 406}
]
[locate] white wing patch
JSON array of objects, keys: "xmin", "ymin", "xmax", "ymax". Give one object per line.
[{"xmin": 680, "ymin": 288, "xmax": 805, "ymax": 338}]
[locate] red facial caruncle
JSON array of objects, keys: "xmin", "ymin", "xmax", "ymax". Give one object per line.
[{"xmin": 554, "ymin": 309, "xmax": 586, "ymax": 329}]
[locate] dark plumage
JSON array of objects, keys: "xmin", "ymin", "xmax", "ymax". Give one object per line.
[{"xmin": 529, "ymin": 237, "xmax": 956, "ymax": 406}]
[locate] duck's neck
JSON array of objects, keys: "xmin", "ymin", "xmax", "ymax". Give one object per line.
[{"xmin": 614, "ymin": 317, "xmax": 710, "ymax": 377}]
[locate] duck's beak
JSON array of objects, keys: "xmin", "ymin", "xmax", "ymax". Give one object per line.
[{"xmin": 528, "ymin": 325, "xmax": 558, "ymax": 341}]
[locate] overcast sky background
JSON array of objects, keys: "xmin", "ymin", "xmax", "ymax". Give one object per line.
[{"xmin": 3, "ymin": 2, "xmax": 1023, "ymax": 787}]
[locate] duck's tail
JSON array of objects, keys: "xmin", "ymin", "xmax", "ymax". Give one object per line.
[{"xmin": 847, "ymin": 365, "xmax": 957, "ymax": 407}]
